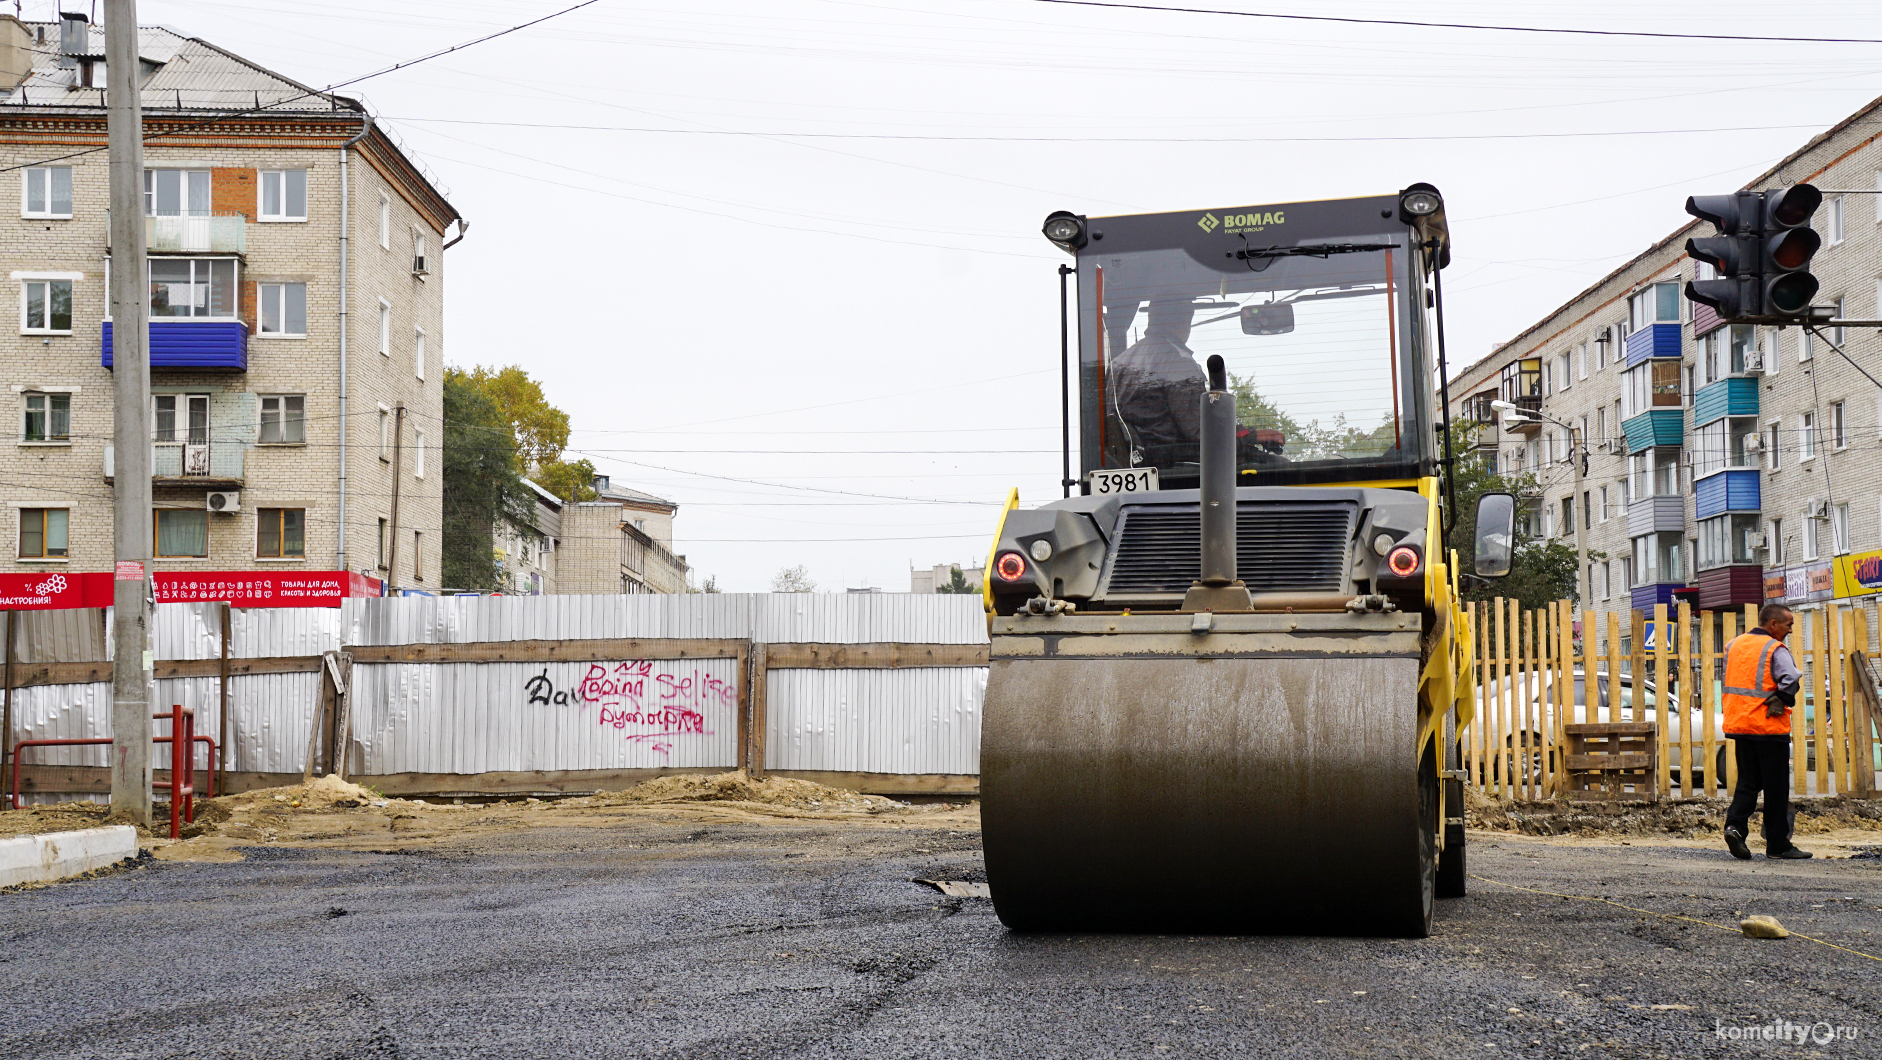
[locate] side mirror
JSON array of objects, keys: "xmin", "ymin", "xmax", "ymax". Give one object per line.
[
  {"xmin": 1240, "ymin": 303, "xmax": 1295, "ymax": 335},
  {"xmin": 1474, "ymin": 492, "xmax": 1516, "ymax": 578}
]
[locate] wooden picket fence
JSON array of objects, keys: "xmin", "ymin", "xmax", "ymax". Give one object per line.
[{"xmin": 1467, "ymin": 599, "xmax": 1882, "ymax": 802}]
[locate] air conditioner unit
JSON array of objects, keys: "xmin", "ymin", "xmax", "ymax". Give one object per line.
[
  {"xmin": 206, "ymin": 491, "xmax": 240, "ymax": 513},
  {"xmin": 1744, "ymin": 433, "xmax": 1763, "ymax": 452},
  {"xmin": 412, "ymin": 250, "xmax": 428, "ymax": 276},
  {"xmin": 1743, "ymin": 347, "xmax": 1765, "ymax": 374},
  {"xmin": 1805, "ymin": 498, "xmax": 1828, "ymax": 520}
]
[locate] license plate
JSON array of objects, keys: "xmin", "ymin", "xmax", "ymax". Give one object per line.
[{"xmin": 1087, "ymin": 468, "xmax": 1159, "ymax": 495}]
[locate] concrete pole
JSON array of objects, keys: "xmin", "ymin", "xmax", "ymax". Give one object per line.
[
  {"xmin": 1570, "ymin": 425, "xmax": 1588, "ymax": 611},
  {"xmin": 106, "ymin": 0, "xmax": 152, "ymax": 824}
]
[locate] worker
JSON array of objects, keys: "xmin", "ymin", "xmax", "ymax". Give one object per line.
[
  {"xmin": 1721, "ymin": 603, "xmax": 1811, "ymax": 860},
  {"xmin": 1111, "ymin": 297, "xmax": 1207, "ymax": 470}
]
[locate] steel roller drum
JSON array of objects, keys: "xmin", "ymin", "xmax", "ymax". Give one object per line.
[{"xmin": 981, "ymin": 612, "xmax": 1430, "ymax": 936}]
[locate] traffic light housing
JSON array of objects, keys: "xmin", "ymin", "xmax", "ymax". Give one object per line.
[{"xmin": 1683, "ymin": 184, "xmax": 1822, "ymax": 324}]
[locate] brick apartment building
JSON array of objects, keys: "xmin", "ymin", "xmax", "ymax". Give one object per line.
[
  {"xmin": 1450, "ymin": 89, "xmax": 1882, "ymax": 631},
  {"xmin": 0, "ymin": 14, "xmax": 459, "ymax": 589},
  {"xmin": 555, "ymin": 475, "xmax": 689, "ymax": 595}
]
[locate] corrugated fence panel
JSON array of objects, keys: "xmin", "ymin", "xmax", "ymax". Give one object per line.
[
  {"xmin": 766, "ymin": 668, "xmax": 984, "ymax": 774},
  {"xmin": 757, "ymin": 593, "xmax": 989, "ymax": 644},
  {"xmin": 8, "ymin": 681, "xmax": 114, "ymax": 804},
  {"xmin": 340, "ymin": 594, "xmax": 759, "ymax": 645},
  {"xmin": 234, "ymin": 605, "xmax": 341, "ymax": 659},
  {"xmin": 152, "ymin": 602, "xmax": 222, "ymax": 660},
  {"xmin": 351, "ymin": 657, "xmax": 741, "ymax": 775},
  {"xmin": 11, "ymin": 608, "xmax": 107, "ymax": 663}
]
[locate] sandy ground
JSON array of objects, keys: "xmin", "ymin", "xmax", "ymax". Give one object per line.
[{"xmin": 0, "ymin": 772, "xmax": 982, "ymax": 864}]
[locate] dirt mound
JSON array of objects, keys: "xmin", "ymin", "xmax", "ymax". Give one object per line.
[
  {"xmin": 1468, "ymin": 794, "xmax": 1882, "ymax": 839},
  {"xmin": 588, "ymin": 772, "xmax": 910, "ymax": 814},
  {"xmin": 214, "ymin": 774, "xmax": 406, "ymax": 812}
]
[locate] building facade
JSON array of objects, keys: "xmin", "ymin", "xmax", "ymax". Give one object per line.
[
  {"xmin": 554, "ymin": 475, "xmax": 689, "ymax": 595},
  {"xmin": 1450, "ymin": 90, "xmax": 1882, "ymax": 626},
  {"xmin": 0, "ymin": 15, "xmax": 459, "ymax": 589}
]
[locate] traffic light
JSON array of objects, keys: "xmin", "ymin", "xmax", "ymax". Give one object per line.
[{"xmin": 1683, "ymin": 184, "xmax": 1822, "ymax": 324}]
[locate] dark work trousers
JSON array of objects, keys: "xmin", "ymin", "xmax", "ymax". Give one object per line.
[{"xmin": 1724, "ymin": 736, "xmax": 1794, "ymax": 851}]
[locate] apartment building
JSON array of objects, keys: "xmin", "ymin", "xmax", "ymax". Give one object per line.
[
  {"xmin": 1450, "ymin": 89, "xmax": 1882, "ymax": 626},
  {"xmin": 0, "ymin": 15, "xmax": 459, "ymax": 589},
  {"xmin": 494, "ymin": 479, "xmax": 561, "ymax": 595},
  {"xmin": 555, "ymin": 475, "xmax": 689, "ymax": 595}
]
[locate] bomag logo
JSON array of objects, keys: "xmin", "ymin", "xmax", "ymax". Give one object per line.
[
  {"xmin": 1197, "ymin": 213, "xmax": 1219, "ymax": 232},
  {"xmin": 1222, "ymin": 209, "xmax": 1285, "ymax": 234}
]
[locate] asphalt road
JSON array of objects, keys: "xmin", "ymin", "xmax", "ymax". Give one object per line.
[{"xmin": 2, "ymin": 819, "xmax": 1878, "ymax": 1059}]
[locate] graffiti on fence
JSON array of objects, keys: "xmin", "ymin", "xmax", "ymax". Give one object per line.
[{"xmin": 525, "ymin": 660, "xmax": 735, "ymax": 755}]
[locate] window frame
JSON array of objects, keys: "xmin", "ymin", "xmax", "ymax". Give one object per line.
[
  {"xmin": 1834, "ymin": 502, "xmax": 1851, "ymax": 555},
  {"xmin": 1829, "ymin": 195, "xmax": 1845, "ymax": 245},
  {"xmin": 377, "ymin": 298, "xmax": 391, "ymax": 356},
  {"xmin": 153, "ymin": 392, "xmax": 211, "ymax": 444},
  {"xmin": 413, "ymin": 325, "xmax": 425, "ymax": 381},
  {"xmin": 378, "ymin": 405, "xmax": 391, "ymax": 462},
  {"xmin": 258, "ymin": 394, "xmax": 305, "ymax": 445},
  {"xmin": 153, "ymin": 507, "xmax": 210, "ymax": 558},
  {"xmin": 19, "ymin": 276, "xmax": 75, "ymax": 334},
  {"xmin": 255, "ymin": 507, "xmax": 306, "ymax": 559},
  {"xmin": 1832, "ymin": 400, "xmax": 1847, "ymax": 451},
  {"xmin": 17, "ymin": 507, "xmax": 68, "ymax": 560},
  {"xmin": 414, "ymin": 427, "xmax": 426, "ymax": 479},
  {"xmin": 145, "ymin": 257, "xmax": 239, "ymax": 320},
  {"xmin": 256, "ymin": 282, "xmax": 307, "ymax": 338},
  {"xmin": 1801, "ymin": 411, "xmax": 1816, "ymax": 461},
  {"xmin": 21, "ymin": 390, "xmax": 72, "ymax": 444},
  {"xmin": 142, "ymin": 168, "xmax": 210, "ymax": 218},
  {"xmin": 256, "ymin": 169, "xmax": 308, "ymax": 223},
  {"xmin": 21, "ymin": 165, "xmax": 73, "ymax": 219},
  {"xmin": 378, "ymin": 193, "xmax": 391, "ymax": 250}
]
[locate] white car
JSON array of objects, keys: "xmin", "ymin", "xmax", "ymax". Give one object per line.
[{"xmin": 1477, "ymin": 669, "xmax": 1725, "ymax": 790}]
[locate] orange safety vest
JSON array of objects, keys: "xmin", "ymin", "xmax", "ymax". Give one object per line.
[{"xmin": 1722, "ymin": 632, "xmax": 1792, "ymax": 736}]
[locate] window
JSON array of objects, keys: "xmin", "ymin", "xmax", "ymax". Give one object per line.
[
  {"xmin": 258, "ymin": 395, "xmax": 304, "ymax": 444},
  {"xmin": 1557, "ymin": 352, "xmax": 1572, "ymax": 390},
  {"xmin": 1562, "ymin": 496, "xmax": 1574, "ymax": 536},
  {"xmin": 258, "ymin": 170, "xmax": 307, "ymax": 222},
  {"xmin": 143, "ymin": 169, "xmax": 209, "ymax": 217},
  {"xmin": 1542, "ymin": 361, "xmax": 1553, "ymax": 397},
  {"xmin": 1685, "ymin": 364, "xmax": 1695, "ymax": 407},
  {"xmin": 378, "ymin": 407, "xmax": 391, "ymax": 460},
  {"xmin": 1765, "ymin": 420, "xmax": 1781, "ymax": 471},
  {"xmin": 378, "ymin": 194, "xmax": 391, "ymax": 249},
  {"xmin": 18, "ymin": 508, "xmax": 67, "ymax": 558},
  {"xmin": 1652, "ymin": 447, "xmax": 1679, "ymax": 496},
  {"xmin": 1629, "ymin": 282, "xmax": 1680, "ymax": 330},
  {"xmin": 1600, "ymin": 560, "xmax": 1611, "ymax": 601},
  {"xmin": 414, "ymin": 428, "xmax": 426, "ymax": 478},
  {"xmin": 1770, "ymin": 519, "xmax": 1784, "ymax": 566},
  {"xmin": 154, "ymin": 394, "xmax": 210, "ymax": 443},
  {"xmin": 1577, "ymin": 342, "xmax": 1588, "ymax": 380},
  {"xmin": 1834, "ymin": 503, "xmax": 1851, "ymax": 554},
  {"xmin": 257, "ymin": 282, "xmax": 306, "ymax": 337},
  {"xmin": 377, "ymin": 299, "xmax": 391, "ymax": 356},
  {"xmin": 21, "ymin": 278, "xmax": 72, "ymax": 333},
  {"xmin": 154, "ymin": 509, "xmax": 209, "ymax": 558},
  {"xmin": 149, "ymin": 258, "xmax": 236, "ymax": 318},
  {"xmin": 413, "ymin": 531, "xmax": 424, "ymax": 581},
  {"xmin": 1829, "ymin": 195, "xmax": 1845, "ymax": 244},
  {"xmin": 1631, "ymin": 531, "xmax": 1684, "ymax": 585},
  {"xmin": 1597, "ymin": 485, "xmax": 1610, "ymax": 522},
  {"xmin": 1832, "ymin": 297, "xmax": 1845, "ymax": 346},
  {"xmin": 256, "ymin": 508, "xmax": 305, "ymax": 558},
  {"xmin": 1804, "ymin": 513, "xmax": 1820, "ymax": 562},
  {"xmin": 1698, "ymin": 514, "xmax": 1761, "ymax": 570},
  {"xmin": 1543, "ymin": 505, "xmax": 1554, "ymax": 540},
  {"xmin": 1832, "ymin": 401, "xmax": 1847, "ymax": 450},
  {"xmin": 1801, "ymin": 326, "xmax": 1813, "ymax": 363},
  {"xmin": 1621, "ymin": 361, "xmax": 1681, "ymax": 419},
  {"xmin": 22, "ymin": 166, "xmax": 72, "ymax": 218},
  {"xmin": 411, "ymin": 229, "xmax": 428, "ymax": 275},
  {"xmin": 1694, "ymin": 417, "xmax": 1757, "ymax": 478},
  {"xmin": 1801, "ymin": 412, "xmax": 1816, "ymax": 461},
  {"xmin": 1729, "ymin": 324, "xmax": 1754, "ymax": 375},
  {"xmin": 22, "ymin": 392, "xmax": 70, "ymax": 442},
  {"xmin": 377, "ymin": 517, "xmax": 388, "ymax": 570},
  {"xmin": 413, "ymin": 326, "xmax": 425, "ymax": 381}
]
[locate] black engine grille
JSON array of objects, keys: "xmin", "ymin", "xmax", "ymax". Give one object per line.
[{"xmin": 1099, "ymin": 502, "xmax": 1356, "ymax": 595}]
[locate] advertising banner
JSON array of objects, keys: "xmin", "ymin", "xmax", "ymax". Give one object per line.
[
  {"xmin": 0, "ymin": 571, "xmax": 382, "ymax": 610},
  {"xmin": 0, "ymin": 571, "xmax": 113, "ymax": 610},
  {"xmin": 1765, "ymin": 563, "xmax": 1834, "ymax": 605},
  {"xmin": 1833, "ymin": 548, "xmax": 1882, "ymax": 599}
]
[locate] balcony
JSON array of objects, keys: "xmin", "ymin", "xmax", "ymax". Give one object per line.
[
  {"xmin": 1624, "ymin": 323, "xmax": 1681, "ymax": 366},
  {"xmin": 1622, "ymin": 408, "xmax": 1684, "ymax": 453},
  {"xmin": 1627, "ymin": 496, "xmax": 1685, "ymax": 536},
  {"xmin": 1630, "ymin": 582, "xmax": 1686, "ymax": 614},
  {"xmin": 149, "ymin": 214, "xmax": 246, "ymax": 254},
  {"xmin": 103, "ymin": 320, "xmax": 247, "ymax": 371},
  {"xmin": 1502, "ymin": 394, "xmax": 1542, "ymax": 434},
  {"xmin": 1696, "ymin": 566, "xmax": 1764, "ymax": 609},
  {"xmin": 103, "ymin": 441, "xmax": 244, "ymax": 489},
  {"xmin": 1693, "ymin": 376, "xmax": 1757, "ymax": 426}
]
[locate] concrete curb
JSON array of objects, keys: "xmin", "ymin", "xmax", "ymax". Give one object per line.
[{"xmin": 0, "ymin": 826, "xmax": 139, "ymax": 888}]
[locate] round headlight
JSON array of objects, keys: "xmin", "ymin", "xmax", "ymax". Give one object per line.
[
  {"xmin": 1372, "ymin": 533, "xmax": 1393, "ymax": 557},
  {"xmin": 1400, "ymin": 190, "xmax": 1441, "ymax": 217},
  {"xmin": 1029, "ymin": 539, "xmax": 1053, "ymax": 562},
  {"xmin": 1042, "ymin": 212, "xmax": 1086, "ymax": 248}
]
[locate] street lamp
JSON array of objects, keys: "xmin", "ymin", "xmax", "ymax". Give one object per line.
[{"xmin": 1487, "ymin": 402, "xmax": 1590, "ymax": 608}]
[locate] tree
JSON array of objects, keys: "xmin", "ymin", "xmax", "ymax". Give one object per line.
[
  {"xmin": 1447, "ymin": 421, "xmax": 1587, "ymax": 610},
  {"xmin": 535, "ymin": 456, "xmax": 599, "ymax": 503},
  {"xmin": 935, "ymin": 566, "xmax": 979, "ymax": 594},
  {"xmin": 771, "ymin": 565, "xmax": 816, "ymax": 593},
  {"xmin": 442, "ymin": 369, "xmax": 535, "ymax": 590},
  {"xmin": 455, "ymin": 365, "xmax": 572, "ymax": 473},
  {"xmin": 698, "ymin": 575, "xmax": 721, "ymax": 593}
]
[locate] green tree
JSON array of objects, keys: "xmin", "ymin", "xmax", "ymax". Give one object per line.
[
  {"xmin": 698, "ymin": 575, "xmax": 721, "ymax": 593},
  {"xmin": 535, "ymin": 456, "xmax": 599, "ymax": 503},
  {"xmin": 442, "ymin": 369, "xmax": 535, "ymax": 591},
  {"xmin": 935, "ymin": 566, "xmax": 979, "ymax": 594},
  {"xmin": 771, "ymin": 565, "xmax": 816, "ymax": 593},
  {"xmin": 1446, "ymin": 421, "xmax": 1588, "ymax": 610},
  {"xmin": 456, "ymin": 365, "xmax": 571, "ymax": 473}
]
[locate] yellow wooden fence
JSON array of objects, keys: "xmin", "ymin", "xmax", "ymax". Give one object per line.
[{"xmin": 1467, "ymin": 599, "xmax": 1882, "ymax": 801}]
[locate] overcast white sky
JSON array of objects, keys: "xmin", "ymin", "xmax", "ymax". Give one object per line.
[{"xmin": 111, "ymin": 0, "xmax": 1882, "ymax": 590}]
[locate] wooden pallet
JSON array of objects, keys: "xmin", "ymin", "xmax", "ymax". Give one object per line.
[{"xmin": 1563, "ymin": 722, "xmax": 1658, "ymax": 803}]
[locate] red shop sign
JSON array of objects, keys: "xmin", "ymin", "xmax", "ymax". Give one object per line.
[
  {"xmin": 0, "ymin": 571, "xmax": 113, "ymax": 610},
  {"xmin": 154, "ymin": 571, "xmax": 381, "ymax": 607}
]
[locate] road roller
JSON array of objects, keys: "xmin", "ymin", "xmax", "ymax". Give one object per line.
[{"xmin": 980, "ymin": 186, "xmax": 1516, "ymax": 937}]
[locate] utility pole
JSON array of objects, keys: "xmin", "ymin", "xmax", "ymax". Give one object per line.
[
  {"xmin": 106, "ymin": 0, "xmax": 153, "ymax": 824},
  {"xmin": 1569, "ymin": 423, "xmax": 1589, "ymax": 610},
  {"xmin": 385, "ymin": 402, "xmax": 405, "ymax": 594}
]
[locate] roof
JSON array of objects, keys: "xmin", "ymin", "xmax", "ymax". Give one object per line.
[
  {"xmin": 521, "ymin": 478, "xmax": 564, "ymax": 512},
  {"xmin": 5, "ymin": 22, "xmax": 355, "ymax": 112},
  {"xmin": 596, "ymin": 481, "xmax": 677, "ymax": 511}
]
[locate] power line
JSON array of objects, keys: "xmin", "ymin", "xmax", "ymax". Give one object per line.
[{"xmin": 1025, "ymin": 0, "xmax": 1882, "ymax": 45}]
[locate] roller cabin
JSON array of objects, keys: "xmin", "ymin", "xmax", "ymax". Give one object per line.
[{"xmin": 980, "ymin": 187, "xmax": 1515, "ymax": 937}]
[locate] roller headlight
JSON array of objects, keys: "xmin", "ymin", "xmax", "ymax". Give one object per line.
[
  {"xmin": 1400, "ymin": 189, "xmax": 1441, "ymax": 217},
  {"xmin": 1029, "ymin": 539, "xmax": 1053, "ymax": 562}
]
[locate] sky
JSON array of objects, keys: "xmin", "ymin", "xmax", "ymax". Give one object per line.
[{"xmin": 96, "ymin": 0, "xmax": 1882, "ymax": 590}]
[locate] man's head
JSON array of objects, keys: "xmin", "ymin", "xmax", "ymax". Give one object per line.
[
  {"xmin": 1759, "ymin": 603, "xmax": 1794, "ymax": 641},
  {"xmin": 1141, "ymin": 298, "xmax": 1195, "ymax": 345}
]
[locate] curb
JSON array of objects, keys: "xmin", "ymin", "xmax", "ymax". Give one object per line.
[{"xmin": 0, "ymin": 826, "xmax": 139, "ymax": 888}]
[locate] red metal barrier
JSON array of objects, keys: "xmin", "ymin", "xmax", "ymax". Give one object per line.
[
  {"xmin": 158, "ymin": 705, "xmax": 195, "ymax": 839},
  {"xmin": 6, "ymin": 718, "xmax": 219, "ymax": 833}
]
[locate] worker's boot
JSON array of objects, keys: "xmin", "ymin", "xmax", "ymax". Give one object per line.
[
  {"xmin": 1723, "ymin": 826, "xmax": 1752, "ymax": 861},
  {"xmin": 1768, "ymin": 846, "xmax": 1813, "ymax": 860}
]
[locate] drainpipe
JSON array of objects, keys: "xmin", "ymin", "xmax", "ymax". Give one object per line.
[{"xmin": 336, "ymin": 114, "xmax": 374, "ymax": 575}]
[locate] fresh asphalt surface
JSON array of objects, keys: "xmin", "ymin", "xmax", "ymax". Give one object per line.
[{"xmin": 2, "ymin": 819, "xmax": 1878, "ymax": 1059}]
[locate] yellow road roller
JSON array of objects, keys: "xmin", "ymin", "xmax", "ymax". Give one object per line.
[{"xmin": 981, "ymin": 187, "xmax": 1516, "ymax": 937}]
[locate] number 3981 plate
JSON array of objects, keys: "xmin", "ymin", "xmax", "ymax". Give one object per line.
[{"xmin": 1087, "ymin": 468, "xmax": 1159, "ymax": 495}]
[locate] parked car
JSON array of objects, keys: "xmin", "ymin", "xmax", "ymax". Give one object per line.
[{"xmin": 1477, "ymin": 670, "xmax": 1723, "ymax": 790}]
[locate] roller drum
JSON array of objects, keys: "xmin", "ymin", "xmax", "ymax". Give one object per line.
[{"xmin": 982, "ymin": 642, "xmax": 1432, "ymax": 936}]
